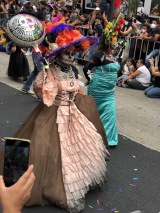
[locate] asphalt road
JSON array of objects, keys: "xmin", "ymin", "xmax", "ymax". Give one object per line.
[{"xmin": 0, "ymin": 82, "xmax": 160, "ymax": 213}]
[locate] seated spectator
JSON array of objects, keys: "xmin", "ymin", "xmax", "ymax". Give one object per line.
[
  {"xmin": 116, "ymin": 58, "xmax": 136, "ymax": 86},
  {"xmin": 146, "ymin": 49, "xmax": 159, "ymax": 69},
  {"xmin": 144, "ymin": 58, "xmax": 160, "ymax": 98},
  {"xmin": 122, "ymin": 59, "xmax": 151, "ymax": 90}
]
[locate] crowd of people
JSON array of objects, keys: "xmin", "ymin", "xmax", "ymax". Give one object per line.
[
  {"xmin": 0, "ymin": 0, "xmax": 159, "ymax": 97},
  {"xmin": 0, "ymin": 0, "xmax": 160, "ymax": 212}
]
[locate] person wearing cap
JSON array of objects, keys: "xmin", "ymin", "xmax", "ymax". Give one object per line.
[{"xmin": 136, "ymin": 1, "xmax": 144, "ymax": 22}]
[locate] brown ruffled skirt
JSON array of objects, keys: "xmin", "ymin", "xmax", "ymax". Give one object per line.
[{"xmin": 13, "ymin": 93, "xmax": 109, "ymax": 212}]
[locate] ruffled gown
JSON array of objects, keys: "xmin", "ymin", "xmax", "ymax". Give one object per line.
[
  {"xmin": 13, "ymin": 65, "xmax": 109, "ymax": 213},
  {"xmin": 88, "ymin": 63, "xmax": 119, "ymax": 146}
]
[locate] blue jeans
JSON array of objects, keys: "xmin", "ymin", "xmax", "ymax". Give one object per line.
[
  {"xmin": 144, "ymin": 85, "xmax": 160, "ymax": 98},
  {"xmin": 22, "ymin": 52, "xmax": 43, "ymax": 92},
  {"xmin": 0, "ymin": 45, "xmax": 6, "ymax": 52},
  {"xmin": 145, "ymin": 49, "xmax": 159, "ymax": 68}
]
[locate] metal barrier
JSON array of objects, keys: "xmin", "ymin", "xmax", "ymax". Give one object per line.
[{"xmin": 128, "ymin": 37, "xmax": 160, "ymax": 65}]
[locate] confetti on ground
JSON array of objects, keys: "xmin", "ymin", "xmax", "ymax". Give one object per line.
[
  {"xmin": 114, "ymin": 211, "xmax": 120, "ymax": 213},
  {"xmin": 96, "ymin": 209, "xmax": 104, "ymax": 211},
  {"xmin": 137, "ymin": 129, "xmax": 141, "ymax": 132},
  {"xmin": 132, "ymin": 155, "xmax": 136, "ymax": 158},
  {"xmin": 101, "ymin": 202, "xmax": 108, "ymax": 207},
  {"xmin": 88, "ymin": 205, "xmax": 93, "ymax": 208},
  {"xmin": 130, "ymin": 184, "xmax": 136, "ymax": 187},
  {"xmin": 134, "ymin": 169, "xmax": 138, "ymax": 171},
  {"xmin": 6, "ymin": 121, "xmax": 10, "ymax": 123},
  {"xmin": 133, "ymin": 178, "xmax": 139, "ymax": 180},
  {"xmin": 111, "ymin": 208, "xmax": 116, "ymax": 212},
  {"xmin": 97, "ymin": 200, "xmax": 100, "ymax": 205},
  {"xmin": 119, "ymin": 188, "xmax": 123, "ymax": 193},
  {"xmin": 158, "ymin": 125, "xmax": 160, "ymax": 128}
]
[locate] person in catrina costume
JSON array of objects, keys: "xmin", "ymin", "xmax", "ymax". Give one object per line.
[
  {"xmin": 12, "ymin": 23, "xmax": 110, "ymax": 213},
  {"xmin": 84, "ymin": 34, "xmax": 120, "ymax": 146}
]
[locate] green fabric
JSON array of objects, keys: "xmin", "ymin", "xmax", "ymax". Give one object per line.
[{"xmin": 88, "ymin": 63, "xmax": 120, "ymax": 146}]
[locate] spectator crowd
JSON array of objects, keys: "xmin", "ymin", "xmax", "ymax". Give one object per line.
[{"xmin": 0, "ymin": 0, "xmax": 160, "ymax": 98}]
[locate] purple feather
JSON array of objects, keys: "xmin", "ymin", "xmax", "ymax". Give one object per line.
[{"xmin": 51, "ymin": 23, "xmax": 72, "ymax": 36}]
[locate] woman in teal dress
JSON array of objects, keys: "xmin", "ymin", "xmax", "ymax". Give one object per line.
[{"xmin": 83, "ymin": 38, "xmax": 120, "ymax": 146}]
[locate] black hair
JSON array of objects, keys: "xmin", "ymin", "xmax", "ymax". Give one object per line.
[
  {"xmin": 46, "ymin": 32, "xmax": 56, "ymax": 43},
  {"xmin": 95, "ymin": 14, "xmax": 102, "ymax": 22},
  {"xmin": 98, "ymin": 34, "xmax": 110, "ymax": 53}
]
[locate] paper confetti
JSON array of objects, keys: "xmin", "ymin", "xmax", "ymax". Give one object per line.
[
  {"xmin": 119, "ymin": 188, "xmax": 123, "ymax": 193},
  {"xmin": 102, "ymin": 202, "xmax": 108, "ymax": 207},
  {"xmin": 111, "ymin": 208, "xmax": 117, "ymax": 212},
  {"xmin": 97, "ymin": 200, "xmax": 100, "ymax": 205},
  {"xmin": 133, "ymin": 178, "xmax": 139, "ymax": 180},
  {"xmin": 132, "ymin": 155, "xmax": 136, "ymax": 158},
  {"xmin": 134, "ymin": 169, "xmax": 138, "ymax": 171},
  {"xmin": 88, "ymin": 205, "xmax": 93, "ymax": 208},
  {"xmin": 96, "ymin": 209, "xmax": 104, "ymax": 211},
  {"xmin": 130, "ymin": 184, "xmax": 136, "ymax": 187}
]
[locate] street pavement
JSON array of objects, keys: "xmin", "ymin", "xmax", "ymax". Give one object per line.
[{"xmin": 0, "ymin": 52, "xmax": 160, "ymax": 213}]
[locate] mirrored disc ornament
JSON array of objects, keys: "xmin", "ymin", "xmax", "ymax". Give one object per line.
[{"xmin": 7, "ymin": 14, "xmax": 45, "ymax": 48}]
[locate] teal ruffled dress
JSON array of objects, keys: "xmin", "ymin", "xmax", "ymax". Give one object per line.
[{"xmin": 88, "ymin": 63, "xmax": 119, "ymax": 146}]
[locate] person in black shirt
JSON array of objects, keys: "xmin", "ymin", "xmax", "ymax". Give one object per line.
[
  {"xmin": 143, "ymin": 19, "xmax": 160, "ymax": 53},
  {"xmin": 88, "ymin": 15, "xmax": 103, "ymax": 60}
]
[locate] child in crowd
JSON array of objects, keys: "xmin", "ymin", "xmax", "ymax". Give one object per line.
[{"xmin": 116, "ymin": 58, "xmax": 136, "ymax": 86}]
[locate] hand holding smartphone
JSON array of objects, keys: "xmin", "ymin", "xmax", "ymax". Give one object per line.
[{"xmin": 3, "ymin": 138, "xmax": 30, "ymax": 187}]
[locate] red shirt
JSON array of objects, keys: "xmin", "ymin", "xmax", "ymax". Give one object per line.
[{"xmin": 114, "ymin": 0, "xmax": 121, "ymax": 9}]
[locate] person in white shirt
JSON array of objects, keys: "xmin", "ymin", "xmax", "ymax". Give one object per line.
[
  {"xmin": 122, "ymin": 59, "xmax": 151, "ymax": 90},
  {"xmin": 137, "ymin": 1, "xmax": 144, "ymax": 22}
]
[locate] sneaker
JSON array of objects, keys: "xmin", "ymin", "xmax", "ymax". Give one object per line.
[
  {"xmin": 21, "ymin": 89, "xmax": 34, "ymax": 94},
  {"xmin": 21, "ymin": 88, "xmax": 28, "ymax": 93}
]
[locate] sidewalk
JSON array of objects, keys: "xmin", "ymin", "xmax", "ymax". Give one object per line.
[{"xmin": 0, "ymin": 52, "xmax": 160, "ymax": 151}]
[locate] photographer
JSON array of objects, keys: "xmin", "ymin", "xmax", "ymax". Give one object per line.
[{"xmin": 0, "ymin": 165, "xmax": 35, "ymax": 213}]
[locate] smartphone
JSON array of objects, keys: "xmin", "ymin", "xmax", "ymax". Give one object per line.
[{"xmin": 3, "ymin": 137, "xmax": 30, "ymax": 187}]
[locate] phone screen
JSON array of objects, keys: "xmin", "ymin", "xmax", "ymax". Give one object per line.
[{"xmin": 3, "ymin": 138, "xmax": 30, "ymax": 187}]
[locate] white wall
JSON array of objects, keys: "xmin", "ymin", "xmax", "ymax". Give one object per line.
[{"xmin": 144, "ymin": 0, "xmax": 152, "ymax": 15}]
